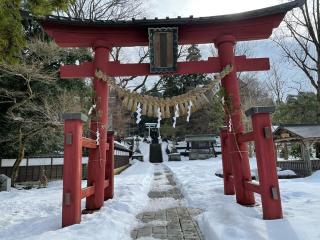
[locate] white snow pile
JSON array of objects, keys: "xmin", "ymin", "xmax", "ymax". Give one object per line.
[
  {"xmin": 215, "ymin": 158, "xmax": 297, "ymax": 178},
  {"xmin": 0, "ymin": 160, "xmax": 154, "ymax": 240},
  {"xmin": 165, "ymin": 158, "xmax": 320, "ymax": 240},
  {"xmin": 277, "ymin": 169, "xmax": 297, "ymax": 176},
  {"xmin": 1, "ymin": 141, "xmax": 319, "ymax": 240}
]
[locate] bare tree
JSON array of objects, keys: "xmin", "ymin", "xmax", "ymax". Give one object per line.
[
  {"xmin": 64, "ymin": 0, "xmax": 145, "ymax": 20},
  {"xmin": 265, "ymin": 61, "xmax": 287, "ymax": 105},
  {"xmin": 274, "ymin": 0, "xmax": 320, "ymax": 120},
  {"xmin": 0, "ymin": 62, "xmax": 61, "ymax": 186},
  {"xmin": 0, "ymin": 40, "xmax": 88, "ymax": 186},
  {"xmin": 61, "ymin": 0, "xmax": 152, "ymax": 92}
]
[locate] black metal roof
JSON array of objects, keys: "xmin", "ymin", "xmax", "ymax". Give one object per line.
[{"xmin": 39, "ymin": 0, "xmax": 305, "ymax": 27}]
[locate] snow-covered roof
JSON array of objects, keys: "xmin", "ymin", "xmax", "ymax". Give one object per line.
[
  {"xmin": 274, "ymin": 124, "xmax": 320, "ymax": 141},
  {"xmin": 185, "ymin": 134, "xmax": 216, "ymax": 142},
  {"xmin": 114, "ymin": 141, "xmax": 131, "ymax": 151}
]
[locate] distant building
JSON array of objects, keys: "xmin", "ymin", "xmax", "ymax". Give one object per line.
[
  {"xmin": 185, "ymin": 134, "xmax": 217, "ymax": 160},
  {"xmin": 273, "ymin": 124, "xmax": 320, "ymax": 176}
]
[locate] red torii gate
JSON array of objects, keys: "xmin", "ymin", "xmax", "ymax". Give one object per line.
[{"xmin": 40, "ymin": 0, "xmax": 304, "ymax": 227}]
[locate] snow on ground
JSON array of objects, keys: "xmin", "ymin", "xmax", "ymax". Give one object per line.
[
  {"xmin": 1, "ymin": 141, "xmax": 320, "ymax": 240},
  {"xmin": 164, "ymin": 158, "xmax": 320, "ymax": 240},
  {"xmin": 215, "ymin": 159, "xmax": 297, "ymax": 178},
  {"xmin": 0, "ymin": 160, "xmax": 154, "ymax": 240}
]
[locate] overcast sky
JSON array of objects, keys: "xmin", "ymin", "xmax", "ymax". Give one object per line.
[{"xmin": 147, "ymin": 0, "xmax": 282, "ymax": 18}]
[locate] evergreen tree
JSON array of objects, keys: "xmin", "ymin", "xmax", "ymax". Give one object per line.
[
  {"xmin": 186, "ymin": 44, "xmax": 201, "ymax": 61},
  {"xmin": 0, "ymin": 0, "xmax": 73, "ymax": 63},
  {"xmin": 273, "ymin": 92, "xmax": 320, "ymax": 124},
  {"xmin": 154, "ymin": 44, "xmax": 224, "ymax": 137}
]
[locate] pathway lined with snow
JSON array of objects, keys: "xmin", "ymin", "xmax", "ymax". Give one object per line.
[
  {"xmin": 165, "ymin": 159, "xmax": 320, "ymax": 240},
  {"xmin": 131, "ymin": 164, "xmax": 204, "ymax": 240},
  {"xmin": 0, "ymin": 160, "xmax": 154, "ymax": 240},
  {"xmin": 1, "ymin": 141, "xmax": 320, "ymax": 240}
]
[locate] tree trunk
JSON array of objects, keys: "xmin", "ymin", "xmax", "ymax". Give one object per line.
[
  {"xmin": 317, "ymin": 53, "xmax": 320, "ymax": 123},
  {"xmin": 317, "ymin": 84, "xmax": 320, "ymax": 123},
  {"xmin": 11, "ymin": 128, "xmax": 25, "ymax": 187}
]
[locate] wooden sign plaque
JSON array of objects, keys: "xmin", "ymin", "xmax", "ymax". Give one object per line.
[{"xmin": 148, "ymin": 27, "xmax": 178, "ymax": 73}]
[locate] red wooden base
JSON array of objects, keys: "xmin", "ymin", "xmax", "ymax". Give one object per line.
[
  {"xmin": 221, "ymin": 107, "xmax": 283, "ymax": 220},
  {"xmin": 62, "ymin": 113, "xmax": 115, "ymax": 227},
  {"xmin": 220, "ymin": 129, "xmax": 235, "ymax": 195}
]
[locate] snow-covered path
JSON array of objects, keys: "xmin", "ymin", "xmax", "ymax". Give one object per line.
[
  {"xmin": 131, "ymin": 164, "xmax": 203, "ymax": 239},
  {"xmin": 1, "ymin": 142, "xmax": 320, "ymax": 240},
  {"xmin": 165, "ymin": 159, "xmax": 320, "ymax": 240}
]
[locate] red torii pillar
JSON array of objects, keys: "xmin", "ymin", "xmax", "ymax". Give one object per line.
[
  {"xmin": 220, "ymin": 128, "xmax": 235, "ymax": 195},
  {"xmin": 216, "ymin": 35, "xmax": 255, "ymax": 206},
  {"xmin": 105, "ymin": 131, "xmax": 115, "ymax": 200},
  {"xmin": 62, "ymin": 113, "xmax": 87, "ymax": 227},
  {"xmin": 86, "ymin": 43, "xmax": 110, "ymax": 210}
]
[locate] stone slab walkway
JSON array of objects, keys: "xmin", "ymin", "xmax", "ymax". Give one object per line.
[{"xmin": 131, "ymin": 164, "xmax": 203, "ymax": 240}]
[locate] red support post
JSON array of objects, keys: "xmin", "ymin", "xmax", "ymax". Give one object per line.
[
  {"xmin": 220, "ymin": 128, "xmax": 235, "ymax": 195},
  {"xmin": 246, "ymin": 107, "xmax": 283, "ymax": 219},
  {"xmin": 86, "ymin": 43, "xmax": 110, "ymax": 210},
  {"xmin": 105, "ymin": 131, "xmax": 115, "ymax": 200},
  {"xmin": 62, "ymin": 113, "xmax": 88, "ymax": 227},
  {"xmin": 216, "ymin": 35, "xmax": 255, "ymax": 206}
]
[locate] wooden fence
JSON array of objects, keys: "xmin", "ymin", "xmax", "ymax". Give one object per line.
[
  {"xmin": 0, "ymin": 142, "xmax": 132, "ymax": 183},
  {"xmin": 277, "ymin": 159, "xmax": 320, "ymax": 177}
]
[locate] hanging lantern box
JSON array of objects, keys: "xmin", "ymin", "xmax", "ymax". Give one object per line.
[{"xmin": 148, "ymin": 27, "xmax": 178, "ymax": 73}]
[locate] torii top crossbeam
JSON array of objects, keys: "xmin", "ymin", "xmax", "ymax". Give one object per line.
[
  {"xmin": 40, "ymin": 0, "xmax": 304, "ymax": 78},
  {"xmin": 42, "ymin": 0, "xmax": 302, "ymax": 47}
]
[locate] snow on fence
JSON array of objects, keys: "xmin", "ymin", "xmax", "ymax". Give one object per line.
[
  {"xmin": 0, "ymin": 142, "xmax": 132, "ymax": 182},
  {"xmin": 277, "ymin": 159, "xmax": 320, "ymax": 177}
]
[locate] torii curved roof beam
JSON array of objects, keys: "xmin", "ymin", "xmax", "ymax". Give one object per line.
[{"xmin": 40, "ymin": 0, "xmax": 305, "ymax": 48}]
